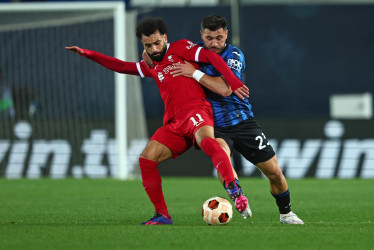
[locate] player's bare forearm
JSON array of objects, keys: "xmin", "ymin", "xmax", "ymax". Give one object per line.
[{"xmin": 200, "ymin": 75, "xmax": 232, "ymax": 97}]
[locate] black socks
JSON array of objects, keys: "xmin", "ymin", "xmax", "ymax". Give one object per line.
[{"xmin": 272, "ymin": 189, "xmax": 291, "ymax": 214}]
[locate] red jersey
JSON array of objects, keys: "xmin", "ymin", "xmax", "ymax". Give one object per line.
[
  {"xmin": 136, "ymin": 40, "xmax": 209, "ymax": 124},
  {"xmin": 80, "ymin": 39, "xmax": 244, "ymax": 125}
]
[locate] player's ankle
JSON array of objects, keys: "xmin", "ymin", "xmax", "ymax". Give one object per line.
[
  {"xmin": 223, "ymin": 178, "xmax": 240, "ymax": 188},
  {"xmin": 156, "ymin": 209, "xmax": 171, "ymax": 219}
]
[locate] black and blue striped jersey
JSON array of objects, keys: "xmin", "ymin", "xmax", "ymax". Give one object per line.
[{"xmin": 197, "ymin": 42, "xmax": 254, "ymax": 127}]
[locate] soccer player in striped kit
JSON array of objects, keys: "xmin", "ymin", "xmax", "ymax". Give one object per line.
[
  {"xmin": 170, "ymin": 15, "xmax": 304, "ymax": 224},
  {"xmin": 66, "ymin": 17, "xmax": 252, "ymax": 225}
]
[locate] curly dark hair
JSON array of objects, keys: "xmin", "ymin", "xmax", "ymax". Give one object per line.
[
  {"xmin": 201, "ymin": 15, "xmax": 228, "ymax": 31},
  {"xmin": 136, "ymin": 17, "xmax": 168, "ymax": 39}
]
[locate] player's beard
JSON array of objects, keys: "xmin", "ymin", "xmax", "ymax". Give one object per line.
[
  {"xmin": 149, "ymin": 45, "xmax": 167, "ymax": 62},
  {"xmin": 208, "ymin": 45, "xmax": 224, "ymax": 54}
]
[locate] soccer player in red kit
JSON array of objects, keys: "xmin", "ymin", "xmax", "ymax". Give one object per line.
[{"xmin": 66, "ymin": 17, "xmax": 251, "ymax": 225}]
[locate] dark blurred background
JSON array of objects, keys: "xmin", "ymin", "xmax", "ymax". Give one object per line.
[{"xmin": 0, "ymin": 0, "xmax": 373, "ymax": 179}]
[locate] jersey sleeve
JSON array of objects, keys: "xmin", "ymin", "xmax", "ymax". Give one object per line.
[
  {"xmin": 195, "ymin": 47, "xmax": 244, "ymax": 92},
  {"xmin": 172, "ymin": 39, "xmax": 202, "ymax": 62},
  {"xmin": 226, "ymin": 48, "xmax": 245, "ymax": 81},
  {"xmin": 136, "ymin": 61, "xmax": 152, "ymax": 78},
  {"xmin": 82, "ymin": 49, "xmax": 149, "ymax": 76},
  {"xmin": 170, "ymin": 40, "xmax": 244, "ymax": 91}
]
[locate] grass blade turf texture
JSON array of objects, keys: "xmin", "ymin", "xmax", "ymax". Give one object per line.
[{"xmin": 0, "ymin": 178, "xmax": 373, "ymax": 249}]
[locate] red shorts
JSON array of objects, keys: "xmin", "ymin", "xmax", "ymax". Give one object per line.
[{"xmin": 150, "ymin": 105, "xmax": 214, "ymax": 158}]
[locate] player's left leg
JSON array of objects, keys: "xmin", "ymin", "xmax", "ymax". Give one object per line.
[
  {"xmin": 215, "ymin": 138, "xmax": 239, "ymax": 184},
  {"xmin": 180, "ymin": 106, "xmax": 250, "ymax": 218},
  {"xmin": 195, "ymin": 125, "xmax": 235, "ymax": 184},
  {"xmin": 214, "ymin": 138, "xmax": 252, "ymax": 219},
  {"xmin": 194, "ymin": 126, "xmax": 252, "ymax": 219},
  {"xmin": 256, "ymin": 156, "xmax": 304, "ymax": 224},
  {"xmin": 256, "ymin": 155, "xmax": 288, "ymax": 194},
  {"xmin": 230, "ymin": 118, "xmax": 303, "ymax": 223}
]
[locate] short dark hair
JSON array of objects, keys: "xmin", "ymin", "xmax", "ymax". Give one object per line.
[
  {"xmin": 136, "ymin": 17, "xmax": 168, "ymax": 39},
  {"xmin": 201, "ymin": 15, "xmax": 228, "ymax": 31}
]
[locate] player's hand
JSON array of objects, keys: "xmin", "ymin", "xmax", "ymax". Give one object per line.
[
  {"xmin": 233, "ymin": 85, "xmax": 249, "ymax": 100},
  {"xmin": 142, "ymin": 50, "xmax": 154, "ymax": 68},
  {"xmin": 65, "ymin": 46, "xmax": 85, "ymax": 55},
  {"xmin": 170, "ymin": 61, "xmax": 195, "ymax": 78}
]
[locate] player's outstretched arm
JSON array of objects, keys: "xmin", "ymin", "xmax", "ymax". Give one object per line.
[
  {"xmin": 171, "ymin": 61, "xmax": 232, "ymax": 97},
  {"xmin": 65, "ymin": 46, "xmax": 140, "ymax": 76}
]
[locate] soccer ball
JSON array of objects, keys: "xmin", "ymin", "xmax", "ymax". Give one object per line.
[{"xmin": 202, "ymin": 196, "xmax": 233, "ymax": 225}]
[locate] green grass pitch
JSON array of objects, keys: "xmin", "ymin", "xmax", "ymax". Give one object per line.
[{"xmin": 1, "ymin": 178, "xmax": 373, "ymax": 249}]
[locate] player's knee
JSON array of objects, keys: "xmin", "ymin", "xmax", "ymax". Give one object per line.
[
  {"xmin": 139, "ymin": 146, "xmax": 152, "ymax": 160},
  {"xmin": 259, "ymin": 159, "xmax": 283, "ymax": 183},
  {"xmin": 139, "ymin": 152, "xmax": 161, "ymax": 163},
  {"xmin": 268, "ymin": 168, "xmax": 281, "ymax": 181},
  {"xmin": 216, "ymin": 139, "xmax": 231, "ymax": 157},
  {"xmin": 267, "ymin": 167, "xmax": 285, "ymax": 185},
  {"xmin": 139, "ymin": 143, "xmax": 158, "ymax": 162},
  {"xmin": 139, "ymin": 141, "xmax": 172, "ymax": 163}
]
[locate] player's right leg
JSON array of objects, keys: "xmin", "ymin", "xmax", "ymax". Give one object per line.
[
  {"xmin": 139, "ymin": 139, "xmax": 173, "ymax": 225},
  {"xmin": 140, "ymin": 126, "xmax": 191, "ymax": 225}
]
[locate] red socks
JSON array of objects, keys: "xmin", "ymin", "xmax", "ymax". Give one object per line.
[
  {"xmin": 139, "ymin": 158, "xmax": 170, "ymax": 219},
  {"xmin": 139, "ymin": 137, "xmax": 233, "ymax": 219},
  {"xmin": 200, "ymin": 137, "xmax": 235, "ymax": 184}
]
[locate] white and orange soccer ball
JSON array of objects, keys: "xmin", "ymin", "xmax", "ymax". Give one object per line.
[{"xmin": 202, "ymin": 196, "xmax": 233, "ymax": 225}]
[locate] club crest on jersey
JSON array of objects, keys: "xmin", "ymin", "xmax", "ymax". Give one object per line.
[
  {"xmin": 158, "ymin": 72, "xmax": 164, "ymax": 82},
  {"xmin": 186, "ymin": 41, "xmax": 196, "ymax": 50},
  {"xmin": 168, "ymin": 55, "xmax": 174, "ymax": 62}
]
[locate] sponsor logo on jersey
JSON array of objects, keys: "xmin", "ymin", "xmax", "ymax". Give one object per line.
[
  {"xmin": 163, "ymin": 65, "xmax": 173, "ymax": 74},
  {"xmin": 227, "ymin": 59, "xmax": 243, "ymax": 72}
]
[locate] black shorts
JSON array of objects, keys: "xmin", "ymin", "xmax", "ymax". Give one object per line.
[{"xmin": 214, "ymin": 118, "xmax": 275, "ymax": 165}]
